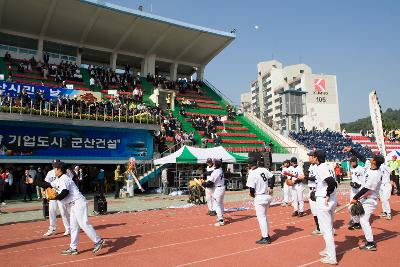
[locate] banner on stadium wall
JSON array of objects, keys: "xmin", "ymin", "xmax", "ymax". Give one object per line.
[
  {"xmin": 0, "ymin": 121, "xmax": 153, "ymax": 161},
  {"xmin": 0, "ymin": 81, "xmax": 102, "ymax": 102},
  {"xmin": 369, "ymin": 90, "xmax": 386, "ymax": 156}
]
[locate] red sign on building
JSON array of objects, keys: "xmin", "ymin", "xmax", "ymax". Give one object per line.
[{"xmin": 313, "ymin": 78, "xmax": 326, "ymax": 92}]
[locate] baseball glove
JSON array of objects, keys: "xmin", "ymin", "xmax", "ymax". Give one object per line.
[
  {"xmin": 286, "ymin": 179, "xmax": 294, "ymax": 186},
  {"xmin": 350, "ymin": 200, "xmax": 365, "ymax": 216},
  {"xmin": 45, "ymin": 188, "xmax": 58, "ymax": 200}
]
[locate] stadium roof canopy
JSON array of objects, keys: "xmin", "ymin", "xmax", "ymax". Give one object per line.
[{"xmin": 0, "ymin": 0, "xmax": 235, "ymax": 75}]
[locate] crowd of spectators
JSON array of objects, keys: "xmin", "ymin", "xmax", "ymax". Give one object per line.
[
  {"xmin": 88, "ymin": 64, "xmax": 141, "ymax": 91},
  {"xmin": 358, "ymin": 129, "xmax": 400, "ymax": 142},
  {"xmin": 290, "ymin": 129, "xmax": 373, "ymax": 161},
  {"xmin": 147, "ymin": 74, "xmax": 203, "ymax": 94}
]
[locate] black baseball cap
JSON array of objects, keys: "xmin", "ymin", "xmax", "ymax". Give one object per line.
[
  {"xmin": 314, "ymin": 149, "xmax": 326, "ymax": 161},
  {"xmin": 248, "ymin": 157, "xmax": 258, "ymax": 167},
  {"xmin": 52, "ymin": 161, "xmax": 65, "ymax": 169},
  {"xmin": 290, "ymin": 157, "xmax": 297, "ymax": 164},
  {"xmin": 52, "ymin": 159, "xmax": 61, "ymax": 167}
]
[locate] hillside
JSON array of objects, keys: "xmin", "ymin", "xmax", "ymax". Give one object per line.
[{"xmin": 341, "ymin": 108, "xmax": 400, "ymax": 132}]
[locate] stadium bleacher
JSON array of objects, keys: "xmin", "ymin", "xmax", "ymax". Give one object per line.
[
  {"xmin": 348, "ymin": 133, "xmax": 400, "ymax": 154},
  {"xmin": 289, "ymin": 129, "xmax": 373, "ymax": 161}
]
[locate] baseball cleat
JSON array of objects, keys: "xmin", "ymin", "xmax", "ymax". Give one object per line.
[
  {"xmin": 385, "ymin": 214, "xmax": 392, "ymax": 220},
  {"xmin": 43, "ymin": 229, "xmax": 56, "ymax": 237},
  {"xmin": 255, "ymin": 236, "xmax": 271, "ymax": 244},
  {"xmin": 348, "ymin": 223, "xmax": 361, "ymax": 230},
  {"xmin": 214, "ymin": 220, "xmax": 224, "ymax": 227},
  {"xmin": 63, "ymin": 231, "xmax": 70, "ymax": 236},
  {"xmin": 280, "ymin": 202, "xmax": 288, "ymax": 207},
  {"xmin": 208, "ymin": 211, "xmax": 217, "ymax": 216},
  {"xmin": 298, "ymin": 212, "xmax": 304, "ymax": 217},
  {"xmin": 61, "ymin": 248, "xmax": 78, "ymax": 255},
  {"xmin": 359, "ymin": 242, "xmax": 377, "ymax": 251},
  {"xmin": 379, "ymin": 212, "xmax": 387, "ymax": 218},
  {"xmin": 311, "ymin": 229, "xmax": 322, "ymax": 236},
  {"xmin": 292, "ymin": 211, "xmax": 298, "ymax": 217},
  {"xmin": 93, "ymin": 239, "xmax": 105, "ymax": 254},
  {"xmin": 320, "ymin": 257, "xmax": 337, "ymax": 265},
  {"xmin": 319, "ymin": 250, "xmax": 328, "ymax": 257}
]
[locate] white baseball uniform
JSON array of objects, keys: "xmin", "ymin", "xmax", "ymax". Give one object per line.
[
  {"xmin": 356, "ymin": 168, "xmax": 382, "ymax": 242},
  {"xmin": 209, "ymin": 168, "xmax": 225, "ymax": 222},
  {"xmin": 308, "ymin": 164, "xmax": 318, "ymax": 216},
  {"xmin": 281, "ymin": 166, "xmax": 292, "ymax": 204},
  {"xmin": 379, "ymin": 164, "xmax": 392, "ymax": 215},
  {"xmin": 50, "ymin": 174, "xmax": 101, "ymax": 250},
  {"xmin": 315, "ymin": 162, "xmax": 337, "ymax": 263},
  {"xmin": 349, "ymin": 165, "xmax": 366, "ymax": 223},
  {"xmin": 205, "ymin": 165, "xmax": 215, "ymax": 212},
  {"xmin": 246, "ymin": 167, "xmax": 273, "ymax": 238},
  {"xmin": 290, "ymin": 165, "xmax": 305, "ymax": 213},
  {"xmin": 45, "ymin": 169, "xmax": 70, "ymax": 233}
]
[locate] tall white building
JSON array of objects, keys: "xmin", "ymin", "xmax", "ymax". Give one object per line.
[{"xmin": 241, "ymin": 60, "xmax": 341, "ymax": 132}]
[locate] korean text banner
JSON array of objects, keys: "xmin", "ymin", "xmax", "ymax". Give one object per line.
[
  {"xmin": 0, "ymin": 121, "xmax": 153, "ymax": 161},
  {"xmin": 0, "ymin": 81, "xmax": 102, "ymax": 101}
]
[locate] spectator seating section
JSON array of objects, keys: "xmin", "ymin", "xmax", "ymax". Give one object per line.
[
  {"xmin": 171, "ymin": 82, "xmax": 285, "ymax": 153},
  {"xmin": 348, "ymin": 133, "xmax": 400, "ymax": 154},
  {"xmin": 290, "ymin": 130, "xmax": 373, "ymax": 161}
]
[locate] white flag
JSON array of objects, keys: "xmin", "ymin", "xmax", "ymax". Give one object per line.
[{"xmin": 369, "ymin": 90, "xmax": 386, "ymax": 156}]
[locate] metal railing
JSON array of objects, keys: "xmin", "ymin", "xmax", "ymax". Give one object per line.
[{"xmin": 0, "ymin": 98, "xmax": 162, "ymax": 125}]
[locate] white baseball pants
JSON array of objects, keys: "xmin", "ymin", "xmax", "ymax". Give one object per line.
[
  {"xmin": 283, "ymin": 182, "xmax": 292, "ymax": 203},
  {"xmin": 213, "ymin": 186, "xmax": 225, "ymax": 221},
  {"xmin": 292, "ymin": 184, "xmax": 305, "ymax": 212},
  {"xmin": 254, "ymin": 195, "xmax": 273, "ymax": 238},
  {"xmin": 205, "ymin": 188, "xmax": 215, "ymax": 211},
  {"xmin": 379, "ymin": 183, "xmax": 392, "ymax": 215},
  {"xmin": 308, "ymin": 189, "xmax": 317, "ymax": 216},
  {"xmin": 349, "ymin": 188, "xmax": 360, "ymax": 223},
  {"xmin": 359, "ymin": 198, "xmax": 378, "ymax": 242},
  {"xmin": 316, "ymin": 196, "xmax": 337, "ymax": 263},
  {"xmin": 68, "ymin": 197, "xmax": 101, "ymax": 250},
  {"xmin": 127, "ymin": 180, "xmax": 134, "ymax": 197},
  {"xmin": 49, "ymin": 200, "xmax": 70, "ymax": 232}
]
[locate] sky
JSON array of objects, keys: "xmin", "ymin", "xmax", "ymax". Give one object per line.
[{"xmin": 111, "ymin": 0, "xmax": 400, "ymax": 122}]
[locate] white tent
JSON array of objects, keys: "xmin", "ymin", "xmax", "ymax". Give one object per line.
[{"xmin": 154, "ymin": 146, "xmax": 248, "ymax": 165}]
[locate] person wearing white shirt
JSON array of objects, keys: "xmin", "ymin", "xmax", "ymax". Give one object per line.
[
  {"xmin": 203, "ymin": 159, "xmax": 225, "ymax": 226},
  {"xmin": 344, "ymin": 146, "xmax": 385, "ymax": 251},
  {"xmin": 43, "ymin": 160, "xmax": 70, "ymax": 237},
  {"xmin": 305, "ymin": 151, "xmax": 322, "ymax": 236},
  {"xmin": 161, "ymin": 168, "xmax": 168, "ymax": 195},
  {"xmin": 379, "ymin": 164, "xmax": 392, "ymax": 220},
  {"xmin": 246, "ymin": 158, "xmax": 274, "ymax": 244},
  {"xmin": 280, "ymin": 160, "xmax": 292, "ymax": 206},
  {"xmin": 204, "ymin": 158, "xmax": 216, "ymax": 216},
  {"xmin": 347, "ymin": 157, "xmax": 365, "ymax": 230},
  {"xmin": 288, "ymin": 157, "xmax": 305, "ymax": 217},
  {"xmin": 37, "ymin": 161, "xmax": 105, "ymax": 255},
  {"xmin": 310, "ymin": 149, "xmax": 338, "ymax": 265}
]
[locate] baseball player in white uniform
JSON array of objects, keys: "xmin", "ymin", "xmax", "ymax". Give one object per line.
[
  {"xmin": 379, "ymin": 164, "xmax": 392, "ymax": 220},
  {"xmin": 246, "ymin": 158, "xmax": 274, "ymax": 244},
  {"xmin": 288, "ymin": 157, "xmax": 305, "ymax": 217},
  {"xmin": 204, "ymin": 158, "xmax": 216, "ymax": 216},
  {"xmin": 204, "ymin": 159, "xmax": 225, "ymax": 226},
  {"xmin": 43, "ymin": 160, "xmax": 70, "ymax": 237},
  {"xmin": 306, "ymin": 151, "xmax": 322, "ymax": 236},
  {"xmin": 37, "ymin": 161, "xmax": 105, "ymax": 255},
  {"xmin": 347, "ymin": 157, "xmax": 365, "ymax": 230},
  {"xmin": 311, "ymin": 149, "xmax": 338, "ymax": 265},
  {"xmin": 280, "ymin": 160, "xmax": 292, "ymax": 206},
  {"xmin": 344, "ymin": 146, "xmax": 384, "ymax": 251}
]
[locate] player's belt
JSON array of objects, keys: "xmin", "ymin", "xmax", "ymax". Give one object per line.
[{"xmin": 309, "ymin": 187, "xmax": 316, "ymax": 190}]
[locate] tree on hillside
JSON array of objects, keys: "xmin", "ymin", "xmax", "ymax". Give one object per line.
[{"xmin": 341, "ymin": 108, "xmax": 400, "ymax": 132}]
